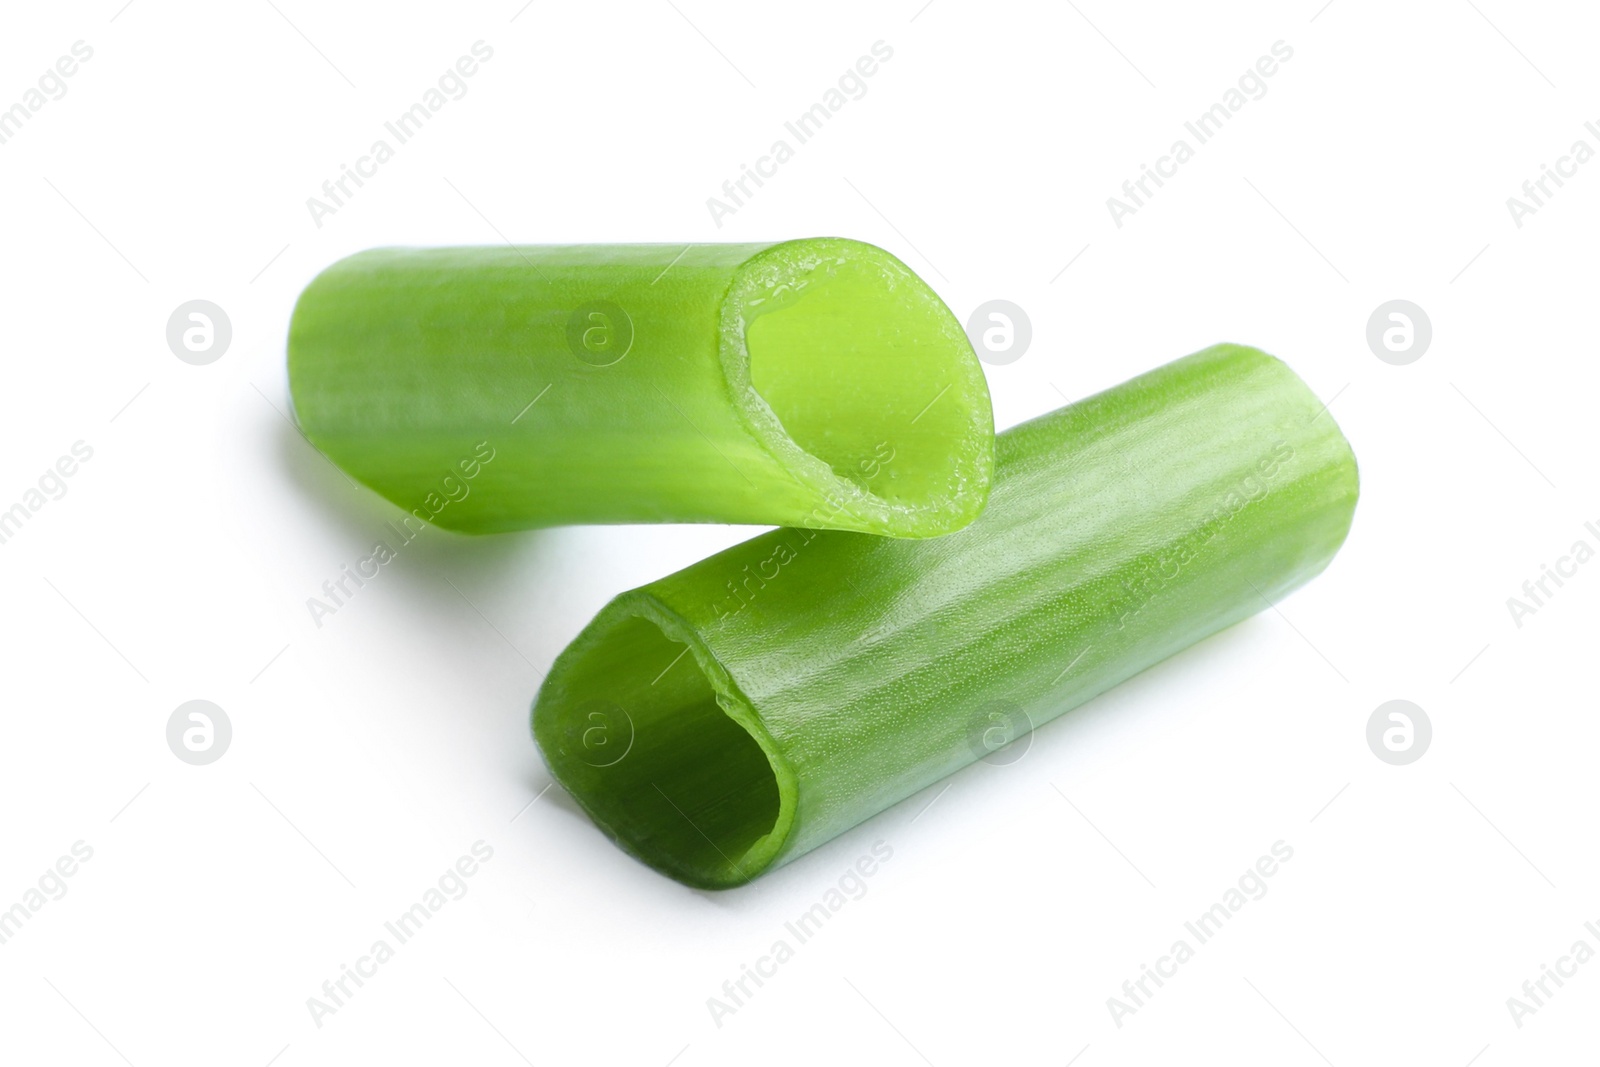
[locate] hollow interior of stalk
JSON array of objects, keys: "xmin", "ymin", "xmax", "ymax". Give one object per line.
[
  {"xmin": 741, "ymin": 247, "xmax": 970, "ymax": 508},
  {"xmin": 555, "ymin": 615, "xmax": 780, "ymax": 885}
]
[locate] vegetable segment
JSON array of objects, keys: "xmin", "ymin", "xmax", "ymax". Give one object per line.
[
  {"xmin": 533, "ymin": 344, "xmax": 1359, "ymax": 888},
  {"xmin": 287, "ymin": 239, "xmax": 992, "ymax": 536}
]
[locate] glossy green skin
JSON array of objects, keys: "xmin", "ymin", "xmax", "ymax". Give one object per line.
[
  {"xmin": 534, "ymin": 344, "xmax": 1360, "ymax": 888},
  {"xmin": 286, "ymin": 239, "xmax": 993, "ymax": 536}
]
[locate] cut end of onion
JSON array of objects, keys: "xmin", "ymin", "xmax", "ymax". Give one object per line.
[
  {"xmin": 532, "ymin": 592, "xmax": 795, "ymax": 889},
  {"xmin": 721, "ymin": 237, "xmax": 994, "ymax": 538}
]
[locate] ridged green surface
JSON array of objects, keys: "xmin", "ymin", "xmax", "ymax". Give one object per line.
[
  {"xmin": 533, "ymin": 344, "xmax": 1360, "ymax": 888},
  {"xmin": 287, "ymin": 238, "xmax": 993, "ymax": 536}
]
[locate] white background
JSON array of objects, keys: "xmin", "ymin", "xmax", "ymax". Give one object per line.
[{"xmin": 1, "ymin": 1, "xmax": 1596, "ymax": 1064}]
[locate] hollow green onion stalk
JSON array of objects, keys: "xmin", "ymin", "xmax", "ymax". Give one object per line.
[
  {"xmin": 287, "ymin": 239, "xmax": 993, "ymax": 536},
  {"xmin": 533, "ymin": 344, "xmax": 1360, "ymax": 889}
]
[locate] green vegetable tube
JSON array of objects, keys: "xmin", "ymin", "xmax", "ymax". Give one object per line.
[
  {"xmin": 532, "ymin": 344, "xmax": 1359, "ymax": 888},
  {"xmin": 287, "ymin": 239, "xmax": 993, "ymax": 536}
]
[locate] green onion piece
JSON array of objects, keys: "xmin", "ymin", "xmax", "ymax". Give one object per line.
[
  {"xmin": 287, "ymin": 238, "xmax": 993, "ymax": 537},
  {"xmin": 533, "ymin": 344, "xmax": 1359, "ymax": 888}
]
